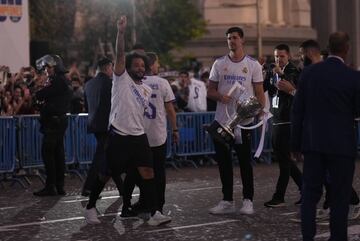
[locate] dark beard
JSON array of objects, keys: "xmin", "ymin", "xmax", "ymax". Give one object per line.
[
  {"xmin": 303, "ymin": 56, "xmax": 312, "ymax": 66},
  {"xmin": 128, "ymin": 71, "xmax": 144, "ymax": 81}
]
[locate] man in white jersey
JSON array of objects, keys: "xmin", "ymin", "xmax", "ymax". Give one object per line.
[
  {"xmin": 178, "ymin": 70, "xmax": 207, "ymax": 112},
  {"xmin": 122, "ymin": 52, "xmax": 179, "ymax": 215},
  {"xmin": 84, "ymin": 16, "xmax": 171, "ymax": 226},
  {"xmin": 207, "ymin": 27, "xmax": 265, "ymax": 215}
]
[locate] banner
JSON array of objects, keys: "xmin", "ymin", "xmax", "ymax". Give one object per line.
[{"xmin": 0, "ymin": 0, "xmax": 29, "ymax": 73}]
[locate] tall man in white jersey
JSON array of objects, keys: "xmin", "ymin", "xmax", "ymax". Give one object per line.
[
  {"xmin": 122, "ymin": 52, "xmax": 179, "ymax": 215},
  {"xmin": 84, "ymin": 16, "xmax": 171, "ymax": 226},
  {"xmin": 207, "ymin": 27, "xmax": 265, "ymax": 215}
]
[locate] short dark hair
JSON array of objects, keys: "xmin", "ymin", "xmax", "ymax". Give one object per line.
[
  {"xmin": 300, "ymin": 40, "xmax": 320, "ymax": 51},
  {"xmin": 328, "ymin": 32, "xmax": 350, "ymax": 54},
  {"xmin": 96, "ymin": 57, "xmax": 112, "ymax": 70},
  {"xmin": 125, "ymin": 52, "xmax": 149, "ymax": 72},
  {"xmin": 225, "ymin": 27, "xmax": 244, "ymax": 38},
  {"xmin": 274, "ymin": 44, "xmax": 290, "ymax": 53},
  {"xmin": 146, "ymin": 52, "xmax": 158, "ymax": 66}
]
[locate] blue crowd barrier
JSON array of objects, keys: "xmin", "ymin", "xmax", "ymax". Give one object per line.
[
  {"xmin": 1, "ymin": 112, "xmax": 278, "ymax": 176},
  {"xmin": 73, "ymin": 114, "xmax": 97, "ymax": 165},
  {"xmin": 0, "ymin": 117, "xmax": 16, "ymax": 174},
  {"xmin": 16, "ymin": 115, "xmax": 74, "ymax": 169},
  {"xmin": 174, "ymin": 112, "xmax": 215, "ymax": 156}
]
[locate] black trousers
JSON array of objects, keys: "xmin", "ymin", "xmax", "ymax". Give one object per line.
[
  {"xmin": 301, "ymin": 152, "xmax": 354, "ymax": 241},
  {"xmin": 42, "ymin": 129, "xmax": 66, "ymax": 189},
  {"xmin": 82, "ymin": 132, "xmax": 123, "ymax": 194},
  {"xmin": 272, "ymin": 124, "xmax": 302, "ymax": 200},
  {"xmin": 213, "ymin": 129, "xmax": 253, "ymax": 201},
  {"xmin": 123, "ymin": 143, "xmax": 167, "ymax": 212}
]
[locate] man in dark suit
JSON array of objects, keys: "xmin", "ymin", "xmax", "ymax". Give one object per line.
[
  {"xmin": 82, "ymin": 57, "xmax": 123, "ymax": 196},
  {"xmin": 291, "ymin": 32, "xmax": 360, "ymax": 241}
]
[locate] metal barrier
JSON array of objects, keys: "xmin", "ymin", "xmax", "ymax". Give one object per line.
[
  {"xmin": 174, "ymin": 112, "xmax": 215, "ymax": 157},
  {"xmin": 0, "ymin": 117, "xmax": 16, "ymax": 173},
  {"xmin": 73, "ymin": 114, "xmax": 97, "ymax": 165},
  {"xmin": 1, "ymin": 112, "xmax": 276, "ymax": 179},
  {"xmin": 16, "ymin": 115, "xmax": 74, "ymax": 169}
]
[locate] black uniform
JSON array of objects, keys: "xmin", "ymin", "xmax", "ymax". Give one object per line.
[
  {"xmin": 82, "ymin": 72, "xmax": 123, "ymax": 196},
  {"xmin": 34, "ymin": 72, "xmax": 72, "ymax": 195},
  {"xmin": 264, "ymin": 61, "xmax": 302, "ymax": 203}
]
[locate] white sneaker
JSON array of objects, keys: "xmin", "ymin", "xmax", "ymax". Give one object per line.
[
  {"xmin": 209, "ymin": 200, "xmax": 235, "ymax": 214},
  {"xmin": 239, "ymin": 199, "xmax": 254, "ymax": 215},
  {"xmin": 147, "ymin": 211, "xmax": 172, "ymax": 226},
  {"xmin": 348, "ymin": 204, "xmax": 360, "ymax": 220},
  {"xmin": 84, "ymin": 207, "xmax": 101, "ymax": 224}
]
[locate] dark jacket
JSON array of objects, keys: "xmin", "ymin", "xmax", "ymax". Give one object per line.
[
  {"xmin": 291, "ymin": 57, "xmax": 360, "ymax": 157},
  {"xmin": 84, "ymin": 72, "xmax": 112, "ymax": 133},
  {"xmin": 264, "ymin": 61, "xmax": 300, "ymax": 124},
  {"xmin": 36, "ymin": 73, "xmax": 71, "ymax": 117}
]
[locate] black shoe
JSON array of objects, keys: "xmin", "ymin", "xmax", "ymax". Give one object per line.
[
  {"xmin": 264, "ymin": 198, "xmax": 285, "ymax": 208},
  {"xmin": 33, "ymin": 187, "xmax": 57, "ymax": 196},
  {"xmin": 120, "ymin": 206, "xmax": 137, "ymax": 217}
]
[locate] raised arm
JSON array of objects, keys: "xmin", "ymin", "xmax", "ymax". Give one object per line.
[{"xmin": 114, "ymin": 16, "xmax": 127, "ymax": 75}]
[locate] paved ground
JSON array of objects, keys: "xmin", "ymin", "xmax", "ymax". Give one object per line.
[{"xmin": 1, "ymin": 162, "xmax": 360, "ymax": 241}]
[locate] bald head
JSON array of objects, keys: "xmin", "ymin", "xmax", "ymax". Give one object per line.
[{"xmin": 328, "ymin": 32, "xmax": 350, "ymax": 56}]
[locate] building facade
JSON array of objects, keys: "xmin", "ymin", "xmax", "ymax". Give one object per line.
[
  {"xmin": 178, "ymin": 0, "xmax": 360, "ymax": 70},
  {"xmin": 311, "ymin": 0, "xmax": 360, "ymax": 70},
  {"xmin": 176, "ymin": 0, "xmax": 317, "ymax": 67}
]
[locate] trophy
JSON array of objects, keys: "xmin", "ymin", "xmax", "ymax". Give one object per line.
[{"xmin": 207, "ymin": 83, "xmax": 263, "ymax": 145}]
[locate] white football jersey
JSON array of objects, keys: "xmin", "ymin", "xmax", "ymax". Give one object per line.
[
  {"xmin": 143, "ymin": 75, "xmax": 175, "ymax": 147},
  {"xmin": 187, "ymin": 78, "xmax": 207, "ymax": 112},
  {"xmin": 209, "ymin": 55, "xmax": 263, "ymax": 126},
  {"xmin": 109, "ymin": 71, "xmax": 152, "ymax": 136}
]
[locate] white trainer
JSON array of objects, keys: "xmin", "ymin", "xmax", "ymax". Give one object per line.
[
  {"xmin": 209, "ymin": 200, "xmax": 235, "ymax": 214},
  {"xmin": 84, "ymin": 207, "xmax": 101, "ymax": 224},
  {"xmin": 239, "ymin": 199, "xmax": 254, "ymax": 215},
  {"xmin": 348, "ymin": 204, "xmax": 360, "ymax": 220},
  {"xmin": 147, "ymin": 211, "xmax": 172, "ymax": 226}
]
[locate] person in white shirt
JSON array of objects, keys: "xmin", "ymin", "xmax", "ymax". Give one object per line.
[
  {"xmin": 207, "ymin": 26, "xmax": 265, "ymax": 215},
  {"xmin": 179, "ymin": 71, "xmax": 207, "ymax": 112},
  {"xmin": 122, "ymin": 52, "xmax": 179, "ymax": 215},
  {"xmin": 84, "ymin": 16, "xmax": 171, "ymax": 226}
]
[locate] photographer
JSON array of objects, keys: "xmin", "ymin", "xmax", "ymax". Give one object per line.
[
  {"xmin": 263, "ymin": 44, "xmax": 302, "ymax": 208},
  {"xmin": 33, "ymin": 54, "xmax": 72, "ymax": 196}
]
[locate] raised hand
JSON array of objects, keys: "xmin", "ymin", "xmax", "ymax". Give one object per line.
[{"xmin": 117, "ymin": 16, "xmax": 127, "ymax": 33}]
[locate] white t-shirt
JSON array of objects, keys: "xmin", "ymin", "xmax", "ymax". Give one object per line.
[
  {"xmin": 143, "ymin": 75, "xmax": 175, "ymax": 147},
  {"xmin": 187, "ymin": 78, "xmax": 207, "ymax": 112},
  {"xmin": 209, "ymin": 55, "xmax": 263, "ymax": 126},
  {"xmin": 109, "ymin": 71, "xmax": 152, "ymax": 136}
]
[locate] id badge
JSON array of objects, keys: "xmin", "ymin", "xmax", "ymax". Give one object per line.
[{"xmin": 272, "ymin": 96, "xmax": 279, "ymax": 108}]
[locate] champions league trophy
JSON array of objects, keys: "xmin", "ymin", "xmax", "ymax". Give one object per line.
[{"xmin": 207, "ymin": 82, "xmax": 263, "ymax": 145}]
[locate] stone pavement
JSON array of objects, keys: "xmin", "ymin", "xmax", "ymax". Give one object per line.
[{"xmin": 1, "ymin": 162, "xmax": 360, "ymax": 241}]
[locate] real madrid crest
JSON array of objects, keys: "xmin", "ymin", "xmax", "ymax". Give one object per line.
[{"xmin": 242, "ymin": 67, "xmax": 248, "ymax": 74}]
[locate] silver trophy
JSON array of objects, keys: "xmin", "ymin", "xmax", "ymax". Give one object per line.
[{"xmin": 207, "ymin": 84, "xmax": 263, "ymax": 145}]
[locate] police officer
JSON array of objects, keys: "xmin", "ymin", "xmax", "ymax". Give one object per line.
[{"xmin": 33, "ymin": 55, "xmax": 72, "ymax": 196}]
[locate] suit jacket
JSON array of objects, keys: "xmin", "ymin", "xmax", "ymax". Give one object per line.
[
  {"xmin": 84, "ymin": 72, "xmax": 112, "ymax": 133},
  {"xmin": 291, "ymin": 56, "xmax": 360, "ymax": 157}
]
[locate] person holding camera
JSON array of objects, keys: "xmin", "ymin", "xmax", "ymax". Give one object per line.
[
  {"xmin": 33, "ymin": 55, "xmax": 72, "ymax": 196},
  {"xmin": 263, "ymin": 44, "xmax": 302, "ymax": 208}
]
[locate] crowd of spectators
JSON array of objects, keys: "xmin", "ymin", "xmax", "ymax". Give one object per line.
[{"xmin": 0, "ymin": 63, "xmax": 213, "ymax": 117}]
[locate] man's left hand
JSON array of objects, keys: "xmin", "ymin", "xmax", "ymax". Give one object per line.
[{"xmin": 277, "ymin": 80, "xmax": 295, "ymax": 94}]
